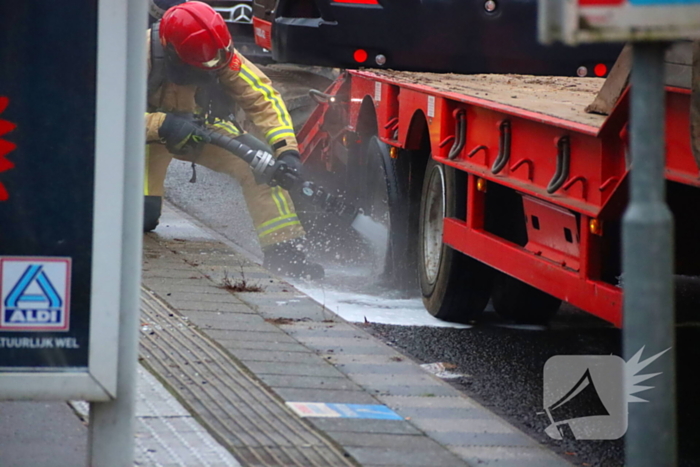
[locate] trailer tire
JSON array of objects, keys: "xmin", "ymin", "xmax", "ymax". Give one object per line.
[
  {"xmin": 491, "ymin": 272, "xmax": 561, "ymax": 324},
  {"xmin": 419, "ymin": 159, "xmax": 493, "ymax": 323},
  {"xmin": 362, "ymin": 136, "xmax": 416, "ymax": 289}
]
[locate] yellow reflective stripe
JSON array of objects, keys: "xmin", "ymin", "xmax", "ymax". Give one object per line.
[
  {"xmin": 256, "ymin": 213, "xmax": 299, "ymax": 232},
  {"xmin": 258, "ymin": 220, "xmax": 302, "ymax": 239},
  {"xmin": 267, "ymin": 129, "xmax": 295, "ymax": 145},
  {"xmin": 270, "ymin": 186, "xmax": 291, "ymax": 215},
  {"xmin": 144, "ymin": 145, "xmax": 150, "ymax": 195},
  {"xmin": 212, "ymin": 120, "xmax": 241, "ymax": 136},
  {"xmin": 239, "ymin": 64, "xmax": 292, "ymax": 129},
  {"xmin": 269, "ymin": 186, "xmax": 286, "ymax": 216},
  {"xmin": 265, "ymin": 126, "xmax": 294, "ymax": 139}
]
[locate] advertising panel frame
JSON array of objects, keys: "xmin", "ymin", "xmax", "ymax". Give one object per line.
[{"xmin": 0, "ymin": 0, "xmax": 130, "ymax": 401}]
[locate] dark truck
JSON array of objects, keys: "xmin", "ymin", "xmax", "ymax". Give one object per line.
[{"xmin": 252, "ymin": 0, "xmax": 622, "ymax": 77}]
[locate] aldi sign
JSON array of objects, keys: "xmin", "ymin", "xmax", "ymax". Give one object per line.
[
  {"xmin": 1, "ymin": 258, "xmax": 71, "ymax": 331},
  {"xmin": 539, "ymin": 0, "xmax": 700, "ymax": 44}
]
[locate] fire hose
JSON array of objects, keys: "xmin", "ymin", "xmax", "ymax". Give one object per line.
[{"xmin": 201, "ymin": 128, "xmax": 360, "ymax": 223}]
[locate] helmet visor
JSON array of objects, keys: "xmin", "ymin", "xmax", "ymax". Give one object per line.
[{"xmin": 200, "ymin": 43, "xmax": 233, "ymax": 70}]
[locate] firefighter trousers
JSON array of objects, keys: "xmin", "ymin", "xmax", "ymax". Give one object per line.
[{"xmin": 144, "ymin": 121, "xmax": 305, "ymax": 248}]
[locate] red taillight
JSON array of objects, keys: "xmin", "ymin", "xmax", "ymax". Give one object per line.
[
  {"xmin": 353, "ymin": 49, "xmax": 368, "ymax": 63},
  {"xmin": 594, "ymin": 63, "xmax": 608, "ymax": 77},
  {"xmin": 333, "ymin": 0, "xmax": 379, "ymax": 4}
]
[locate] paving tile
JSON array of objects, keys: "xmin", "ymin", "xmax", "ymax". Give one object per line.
[
  {"xmin": 163, "ymin": 291, "xmax": 239, "ymax": 302},
  {"xmin": 282, "ymin": 322, "xmax": 358, "ymax": 332},
  {"xmin": 284, "ymin": 328, "xmax": 372, "ymax": 340},
  {"xmin": 448, "ymin": 445, "xmax": 571, "ymax": 466},
  {"xmin": 298, "ymin": 337, "xmax": 385, "ymax": 351},
  {"xmin": 255, "ymin": 306, "xmax": 336, "ymax": 322},
  {"xmin": 144, "ymin": 283, "xmax": 231, "ymax": 295},
  {"xmin": 218, "ymin": 339, "xmax": 312, "ymax": 353},
  {"xmin": 364, "ymin": 384, "xmax": 461, "ymax": 397},
  {"xmin": 142, "ymin": 261, "xmax": 192, "ymax": 271},
  {"xmin": 343, "ymin": 445, "xmax": 468, "ymax": 466},
  {"xmin": 430, "ymin": 431, "xmax": 537, "ymax": 447},
  {"xmin": 272, "ymin": 388, "xmax": 380, "ymax": 404},
  {"xmin": 143, "ymin": 277, "xmax": 211, "ymax": 290},
  {"xmin": 238, "ymin": 295, "xmax": 319, "ymax": 307},
  {"xmin": 231, "ymin": 349, "xmax": 321, "ymax": 364},
  {"xmin": 346, "ymin": 372, "xmax": 446, "ymax": 388},
  {"xmin": 328, "ymin": 432, "xmax": 445, "ymax": 449},
  {"xmin": 310, "ymin": 418, "xmax": 422, "ymax": 435},
  {"xmin": 204, "ymin": 329, "xmax": 298, "ymax": 344},
  {"xmin": 142, "ymin": 269, "xmax": 206, "ymax": 279},
  {"xmin": 257, "ymin": 374, "xmax": 362, "ymax": 391},
  {"xmin": 378, "ymin": 395, "xmax": 478, "ymax": 410},
  {"xmin": 411, "ymin": 418, "xmax": 517, "ymax": 434},
  {"xmin": 166, "ymin": 300, "xmax": 255, "ymax": 313},
  {"xmin": 392, "ymin": 407, "xmax": 498, "ymax": 420},
  {"xmin": 328, "ymin": 354, "xmax": 414, "ymax": 365},
  {"xmin": 316, "ymin": 345, "xmax": 399, "ymax": 356},
  {"xmin": 187, "ymin": 314, "xmax": 277, "ymax": 332},
  {"xmin": 243, "ymin": 361, "xmax": 347, "ymax": 379}
]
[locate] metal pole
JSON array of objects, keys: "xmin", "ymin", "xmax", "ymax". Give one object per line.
[
  {"xmin": 87, "ymin": 0, "xmax": 147, "ymax": 464},
  {"xmin": 623, "ymin": 42, "xmax": 677, "ymax": 467}
]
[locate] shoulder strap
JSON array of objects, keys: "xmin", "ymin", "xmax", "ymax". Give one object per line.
[
  {"xmin": 195, "ymin": 81, "xmax": 239, "ymax": 124},
  {"xmin": 148, "ymin": 22, "xmax": 167, "ymax": 101}
]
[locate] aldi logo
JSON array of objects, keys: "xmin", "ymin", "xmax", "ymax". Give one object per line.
[{"xmin": 0, "ymin": 257, "xmax": 71, "ymax": 331}]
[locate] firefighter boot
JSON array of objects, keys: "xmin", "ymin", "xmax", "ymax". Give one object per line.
[{"xmin": 263, "ymin": 240, "xmax": 324, "ymax": 280}]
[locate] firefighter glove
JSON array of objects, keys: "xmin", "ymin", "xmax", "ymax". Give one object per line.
[
  {"xmin": 277, "ymin": 150, "xmax": 303, "ymax": 174},
  {"xmin": 159, "ymin": 113, "xmax": 210, "ymax": 155}
]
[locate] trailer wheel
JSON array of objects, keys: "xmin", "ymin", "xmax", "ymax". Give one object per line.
[
  {"xmin": 362, "ymin": 136, "xmax": 416, "ymax": 288},
  {"xmin": 419, "ymin": 158, "xmax": 493, "ymax": 323},
  {"xmin": 491, "ymin": 272, "xmax": 561, "ymax": 324}
]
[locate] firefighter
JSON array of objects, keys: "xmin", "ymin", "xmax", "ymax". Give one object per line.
[{"xmin": 145, "ymin": 1, "xmax": 324, "ymax": 280}]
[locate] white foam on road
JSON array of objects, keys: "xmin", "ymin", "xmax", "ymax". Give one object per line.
[{"xmin": 290, "ymin": 283, "xmax": 471, "ymax": 328}]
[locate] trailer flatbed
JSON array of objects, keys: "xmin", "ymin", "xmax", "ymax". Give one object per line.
[
  {"xmin": 367, "ymin": 70, "xmax": 608, "ymax": 130},
  {"xmin": 296, "ymin": 60, "xmax": 697, "ymax": 327}
]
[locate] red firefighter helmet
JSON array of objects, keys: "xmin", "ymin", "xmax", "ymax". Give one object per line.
[{"xmin": 159, "ymin": 2, "xmax": 234, "ymax": 70}]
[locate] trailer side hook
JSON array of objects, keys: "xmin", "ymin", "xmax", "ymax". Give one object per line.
[
  {"xmin": 448, "ymin": 109, "xmax": 467, "ymax": 160},
  {"xmin": 547, "ymin": 136, "xmax": 570, "ymax": 194},
  {"xmin": 491, "ymin": 120, "xmax": 511, "ymax": 174}
]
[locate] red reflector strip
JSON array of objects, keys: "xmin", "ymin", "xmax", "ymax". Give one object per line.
[{"xmin": 333, "ymin": 0, "xmax": 379, "ymax": 4}]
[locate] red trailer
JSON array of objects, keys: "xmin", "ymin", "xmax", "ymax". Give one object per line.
[{"xmin": 293, "ymin": 45, "xmax": 699, "ymax": 327}]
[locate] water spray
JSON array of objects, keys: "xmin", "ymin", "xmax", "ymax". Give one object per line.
[{"xmin": 203, "ymin": 128, "xmax": 387, "ymax": 245}]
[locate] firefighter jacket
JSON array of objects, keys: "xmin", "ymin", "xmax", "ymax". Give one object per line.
[{"xmin": 144, "ymin": 31, "xmax": 297, "ymax": 158}]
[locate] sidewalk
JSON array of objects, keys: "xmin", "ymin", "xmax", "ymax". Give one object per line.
[
  {"xmin": 136, "ymin": 203, "xmax": 571, "ymax": 467},
  {"xmin": 1, "ymin": 202, "xmax": 572, "ymax": 467}
]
